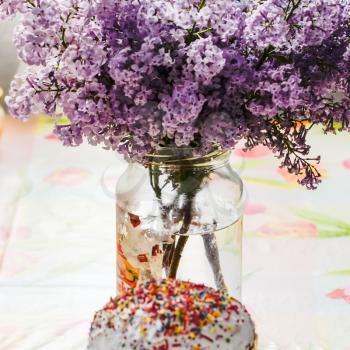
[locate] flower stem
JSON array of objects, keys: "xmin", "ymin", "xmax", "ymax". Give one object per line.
[
  {"xmin": 168, "ymin": 194, "xmax": 194, "ymax": 278},
  {"xmin": 149, "ymin": 164, "xmax": 226, "ymax": 285},
  {"xmin": 25, "ymin": 0, "xmax": 36, "ymax": 7},
  {"xmin": 285, "ymin": 0, "xmax": 302, "ymax": 21},
  {"xmin": 163, "ymin": 237, "xmax": 176, "ymax": 274},
  {"xmin": 202, "ymin": 231, "xmax": 227, "ymax": 292},
  {"xmin": 255, "ymin": 45, "xmax": 275, "ymax": 70}
]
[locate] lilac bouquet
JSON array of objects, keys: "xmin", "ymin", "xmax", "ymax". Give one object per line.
[{"xmin": 1, "ymin": 0, "xmax": 350, "ymax": 189}]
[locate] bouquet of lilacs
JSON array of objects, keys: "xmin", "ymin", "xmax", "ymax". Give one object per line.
[
  {"xmin": 2, "ymin": 0, "xmax": 350, "ymax": 290},
  {"xmin": 1, "ymin": 0, "xmax": 350, "ymax": 188}
]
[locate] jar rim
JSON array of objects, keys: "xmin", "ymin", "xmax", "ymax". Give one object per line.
[{"xmin": 146, "ymin": 146, "xmax": 231, "ymax": 168}]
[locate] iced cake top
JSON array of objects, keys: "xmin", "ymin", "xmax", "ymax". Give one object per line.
[{"xmin": 88, "ymin": 279, "xmax": 255, "ymax": 349}]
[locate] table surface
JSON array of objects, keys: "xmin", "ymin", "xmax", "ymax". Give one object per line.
[{"xmin": 0, "ymin": 116, "xmax": 349, "ymax": 350}]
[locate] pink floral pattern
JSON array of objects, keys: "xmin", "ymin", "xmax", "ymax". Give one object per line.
[
  {"xmin": 343, "ymin": 159, "xmax": 350, "ymax": 169},
  {"xmin": 259, "ymin": 221, "xmax": 318, "ymax": 237},
  {"xmin": 0, "ymin": 226, "xmax": 31, "ymax": 241},
  {"xmin": 45, "ymin": 132, "xmax": 59, "ymax": 141},
  {"xmin": 234, "ymin": 145, "xmax": 271, "ymax": 158},
  {"xmin": 45, "ymin": 168, "xmax": 90, "ymax": 186},
  {"xmin": 327, "ymin": 288, "xmax": 350, "ymax": 304},
  {"xmin": 244, "ymin": 203, "xmax": 266, "ymax": 215}
]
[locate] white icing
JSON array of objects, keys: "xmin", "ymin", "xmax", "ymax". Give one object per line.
[{"xmin": 88, "ymin": 280, "xmax": 255, "ymax": 350}]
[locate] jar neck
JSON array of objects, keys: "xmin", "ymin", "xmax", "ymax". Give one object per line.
[{"xmin": 146, "ymin": 147, "xmax": 230, "ymax": 170}]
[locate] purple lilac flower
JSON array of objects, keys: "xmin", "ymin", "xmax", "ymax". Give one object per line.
[
  {"xmin": 0, "ymin": 0, "xmax": 29, "ymax": 19},
  {"xmin": 160, "ymin": 81, "xmax": 205, "ymax": 146},
  {"xmin": 244, "ymin": 0, "xmax": 289, "ymax": 50},
  {"xmin": 2, "ymin": 0, "xmax": 350, "ymax": 188}
]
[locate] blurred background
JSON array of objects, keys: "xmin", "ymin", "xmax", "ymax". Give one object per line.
[
  {"xmin": 1, "ymin": 18, "xmax": 350, "ymax": 350},
  {"xmin": 0, "ymin": 20, "xmax": 19, "ymax": 102},
  {"xmin": 0, "ymin": 19, "xmax": 18, "ymax": 133}
]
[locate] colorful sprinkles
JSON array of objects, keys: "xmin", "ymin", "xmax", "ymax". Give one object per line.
[{"xmin": 88, "ymin": 279, "xmax": 256, "ymax": 350}]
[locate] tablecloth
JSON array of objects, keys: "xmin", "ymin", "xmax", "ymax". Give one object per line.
[{"xmin": 0, "ymin": 116, "xmax": 349, "ymax": 350}]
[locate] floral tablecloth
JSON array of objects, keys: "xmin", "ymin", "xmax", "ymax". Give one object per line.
[{"xmin": 0, "ymin": 116, "xmax": 349, "ymax": 350}]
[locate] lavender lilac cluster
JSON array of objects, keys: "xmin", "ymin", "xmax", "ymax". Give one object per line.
[{"xmin": 1, "ymin": 0, "xmax": 350, "ymax": 188}]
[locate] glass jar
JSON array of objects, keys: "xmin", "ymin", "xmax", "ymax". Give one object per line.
[{"xmin": 116, "ymin": 148, "xmax": 246, "ymax": 300}]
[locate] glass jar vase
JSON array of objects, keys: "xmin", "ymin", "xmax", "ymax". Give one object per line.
[{"xmin": 116, "ymin": 148, "xmax": 246, "ymax": 300}]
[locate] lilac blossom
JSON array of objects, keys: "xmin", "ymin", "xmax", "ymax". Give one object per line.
[
  {"xmin": 244, "ymin": 0, "xmax": 290, "ymax": 50},
  {"xmin": 0, "ymin": 0, "xmax": 29, "ymax": 19},
  {"xmin": 2, "ymin": 0, "xmax": 350, "ymax": 188}
]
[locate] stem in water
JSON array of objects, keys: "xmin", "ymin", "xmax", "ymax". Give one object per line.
[
  {"xmin": 168, "ymin": 194, "xmax": 194, "ymax": 278},
  {"xmin": 202, "ymin": 230, "xmax": 227, "ymax": 293}
]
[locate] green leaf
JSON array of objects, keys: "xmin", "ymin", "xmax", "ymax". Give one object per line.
[
  {"xmin": 318, "ymin": 229, "xmax": 350, "ymax": 238},
  {"xmin": 324, "ymin": 269, "xmax": 350, "ymax": 276},
  {"xmin": 294, "ymin": 209, "xmax": 350, "ymax": 231},
  {"xmin": 242, "ymin": 176, "xmax": 299, "ymax": 189},
  {"xmin": 293, "ymin": 209, "xmax": 350, "ymax": 238}
]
